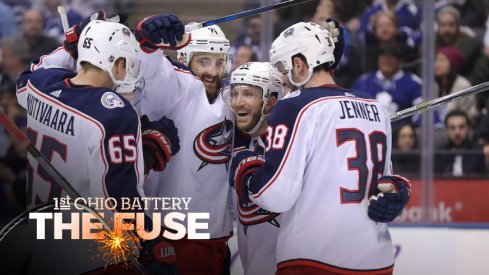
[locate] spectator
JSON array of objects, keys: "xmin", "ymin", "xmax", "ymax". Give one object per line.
[
  {"xmin": 392, "ymin": 122, "xmax": 419, "ymax": 175},
  {"xmin": 231, "ymin": 15, "xmax": 265, "ymax": 61},
  {"xmin": 359, "ymin": 0, "xmax": 421, "ymax": 46},
  {"xmin": 436, "ymin": 6, "xmax": 483, "ymax": 78},
  {"xmin": 363, "ymin": 10, "xmax": 419, "ymax": 72},
  {"xmin": 33, "ymin": 0, "xmax": 83, "ymax": 41},
  {"xmin": 435, "ymin": 110, "xmax": 486, "ymax": 177},
  {"xmin": 352, "ymin": 42, "xmax": 423, "ymax": 126},
  {"xmin": 17, "ymin": 9, "xmax": 60, "ymax": 61},
  {"xmin": 478, "ymin": 112, "xmax": 489, "ymax": 172},
  {"xmin": 0, "ymin": 1, "xmax": 18, "ymax": 39},
  {"xmin": 435, "ymin": 47, "xmax": 479, "ymax": 122},
  {"xmin": 0, "ymin": 85, "xmax": 27, "ymax": 218},
  {"xmin": 1, "ymin": 36, "xmax": 31, "ymax": 85},
  {"xmin": 231, "ymin": 45, "xmax": 257, "ymax": 71}
]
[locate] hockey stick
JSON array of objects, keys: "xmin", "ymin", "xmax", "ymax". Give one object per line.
[
  {"xmin": 57, "ymin": 5, "xmax": 69, "ymax": 32},
  {"xmin": 157, "ymin": 0, "xmax": 314, "ymax": 48},
  {"xmin": 0, "ymin": 111, "xmax": 145, "ymax": 274},
  {"xmin": 0, "ymin": 111, "xmax": 82, "ymax": 198},
  {"xmin": 390, "ymin": 81, "xmax": 489, "ymax": 122}
]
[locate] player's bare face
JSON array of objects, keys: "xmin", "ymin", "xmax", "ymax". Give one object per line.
[
  {"xmin": 190, "ymin": 53, "xmax": 226, "ymax": 100},
  {"xmin": 230, "ymin": 85, "xmax": 263, "ymax": 132}
]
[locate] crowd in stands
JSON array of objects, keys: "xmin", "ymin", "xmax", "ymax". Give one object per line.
[{"xmin": 0, "ymin": 0, "xmax": 488, "ymax": 220}]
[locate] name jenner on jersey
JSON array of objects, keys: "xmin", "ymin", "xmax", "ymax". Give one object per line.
[{"xmin": 339, "ymin": 100, "xmax": 381, "ymax": 122}]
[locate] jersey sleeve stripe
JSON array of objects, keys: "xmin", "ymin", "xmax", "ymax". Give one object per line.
[
  {"xmin": 31, "ymin": 46, "xmax": 65, "ymax": 71},
  {"xmin": 27, "ymin": 81, "xmax": 110, "ymax": 199},
  {"xmin": 278, "ymin": 259, "xmax": 394, "ymax": 274}
]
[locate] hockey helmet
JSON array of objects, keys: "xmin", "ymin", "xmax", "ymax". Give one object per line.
[
  {"xmin": 177, "ymin": 25, "xmax": 231, "ymax": 73},
  {"xmin": 229, "ymin": 62, "xmax": 283, "ymax": 135},
  {"xmin": 269, "ymin": 22, "xmax": 335, "ymax": 87},
  {"xmin": 77, "ymin": 20, "xmax": 143, "ymax": 96}
]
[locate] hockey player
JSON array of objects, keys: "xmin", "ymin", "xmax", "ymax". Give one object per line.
[
  {"xmin": 228, "ymin": 62, "xmax": 283, "ymax": 275},
  {"xmin": 230, "ymin": 21, "xmax": 411, "ymax": 274},
  {"xmin": 14, "ymin": 17, "xmax": 180, "ymax": 273},
  {"xmin": 134, "ymin": 14, "xmax": 234, "ymax": 274}
]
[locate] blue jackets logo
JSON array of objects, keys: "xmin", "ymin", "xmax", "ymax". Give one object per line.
[{"xmin": 193, "ymin": 118, "xmax": 233, "ymax": 170}]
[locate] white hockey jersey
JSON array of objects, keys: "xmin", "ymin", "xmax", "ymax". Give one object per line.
[
  {"xmin": 139, "ymin": 51, "xmax": 234, "ymax": 239},
  {"xmin": 247, "ymin": 86, "xmax": 395, "ymax": 273},
  {"xmin": 16, "ymin": 51, "xmax": 145, "ymax": 209},
  {"xmin": 232, "ymin": 131, "xmax": 279, "ymax": 275}
]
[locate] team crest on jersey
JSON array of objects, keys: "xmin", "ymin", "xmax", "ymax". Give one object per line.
[
  {"xmin": 283, "ymin": 27, "xmax": 295, "ymax": 38},
  {"xmin": 238, "ymin": 203, "xmax": 280, "ymax": 234},
  {"xmin": 101, "ymin": 92, "xmax": 125, "ymax": 109},
  {"xmin": 193, "ymin": 118, "xmax": 233, "ymax": 170}
]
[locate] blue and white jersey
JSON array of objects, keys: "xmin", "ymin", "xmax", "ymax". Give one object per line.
[
  {"xmin": 232, "ymin": 130, "xmax": 279, "ymax": 275},
  {"xmin": 16, "ymin": 64, "xmax": 144, "ymax": 209},
  {"xmin": 246, "ymin": 86, "xmax": 395, "ymax": 273},
  {"xmin": 139, "ymin": 51, "xmax": 234, "ymax": 239}
]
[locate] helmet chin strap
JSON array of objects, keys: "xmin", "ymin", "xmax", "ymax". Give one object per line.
[{"xmin": 287, "ymin": 66, "xmax": 313, "ymax": 88}]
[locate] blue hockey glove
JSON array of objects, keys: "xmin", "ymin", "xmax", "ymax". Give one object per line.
[
  {"xmin": 229, "ymin": 150, "xmax": 264, "ymax": 204},
  {"xmin": 141, "ymin": 115, "xmax": 180, "ymax": 174},
  {"xmin": 134, "ymin": 14, "xmax": 186, "ymax": 53},
  {"xmin": 63, "ymin": 10, "xmax": 107, "ymax": 59},
  {"xmin": 139, "ymin": 236, "xmax": 178, "ymax": 275},
  {"xmin": 325, "ymin": 18, "xmax": 344, "ymax": 70},
  {"xmin": 368, "ymin": 175, "xmax": 411, "ymax": 223}
]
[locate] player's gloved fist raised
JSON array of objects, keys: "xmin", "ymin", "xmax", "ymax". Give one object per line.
[
  {"xmin": 229, "ymin": 150, "xmax": 264, "ymax": 204},
  {"xmin": 63, "ymin": 10, "xmax": 107, "ymax": 59},
  {"xmin": 368, "ymin": 175, "xmax": 411, "ymax": 223},
  {"xmin": 141, "ymin": 115, "xmax": 180, "ymax": 175},
  {"xmin": 135, "ymin": 14, "xmax": 187, "ymax": 53},
  {"xmin": 139, "ymin": 236, "xmax": 178, "ymax": 275},
  {"xmin": 324, "ymin": 18, "xmax": 344, "ymax": 70}
]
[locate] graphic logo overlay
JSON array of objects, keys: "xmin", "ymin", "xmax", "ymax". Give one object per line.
[{"xmin": 193, "ymin": 119, "xmax": 233, "ymax": 171}]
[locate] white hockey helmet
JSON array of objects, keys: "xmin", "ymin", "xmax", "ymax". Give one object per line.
[
  {"xmin": 269, "ymin": 21, "xmax": 335, "ymax": 87},
  {"xmin": 77, "ymin": 20, "xmax": 143, "ymax": 96},
  {"xmin": 177, "ymin": 25, "xmax": 231, "ymax": 72},
  {"xmin": 229, "ymin": 62, "xmax": 283, "ymax": 135}
]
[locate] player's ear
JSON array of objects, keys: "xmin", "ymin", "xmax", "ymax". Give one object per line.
[
  {"xmin": 177, "ymin": 55, "xmax": 186, "ymax": 65},
  {"xmin": 113, "ymin": 58, "xmax": 127, "ymax": 80},
  {"xmin": 263, "ymin": 95, "xmax": 277, "ymax": 115}
]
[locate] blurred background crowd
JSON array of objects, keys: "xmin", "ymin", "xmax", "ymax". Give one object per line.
[{"xmin": 0, "ymin": 0, "xmax": 488, "ymax": 221}]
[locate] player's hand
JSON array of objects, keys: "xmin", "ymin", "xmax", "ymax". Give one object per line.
[
  {"xmin": 324, "ymin": 18, "xmax": 344, "ymax": 70},
  {"xmin": 368, "ymin": 175, "xmax": 411, "ymax": 223},
  {"xmin": 229, "ymin": 150, "xmax": 264, "ymax": 204},
  {"xmin": 139, "ymin": 236, "xmax": 178, "ymax": 275},
  {"xmin": 134, "ymin": 14, "xmax": 187, "ymax": 53},
  {"xmin": 141, "ymin": 115, "xmax": 180, "ymax": 174},
  {"xmin": 63, "ymin": 10, "xmax": 107, "ymax": 59}
]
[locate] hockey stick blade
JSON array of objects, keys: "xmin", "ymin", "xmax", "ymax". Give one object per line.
[{"xmin": 391, "ymin": 81, "xmax": 489, "ymax": 122}]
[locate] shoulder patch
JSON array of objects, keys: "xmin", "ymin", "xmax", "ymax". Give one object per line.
[
  {"xmin": 101, "ymin": 92, "xmax": 125, "ymax": 109},
  {"xmin": 283, "ymin": 89, "xmax": 301, "ymax": 99}
]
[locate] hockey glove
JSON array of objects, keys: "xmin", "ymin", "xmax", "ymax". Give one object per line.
[
  {"xmin": 134, "ymin": 14, "xmax": 187, "ymax": 53},
  {"xmin": 63, "ymin": 10, "xmax": 107, "ymax": 59},
  {"xmin": 368, "ymin": 175, "xmax": 412, "ymax": 223},
  {"xmin": 324, "ymin": 18, "xmax": 344, "ymax": 70},
  {"xmin": 141, "ymin": 115, "xmax": 180, "ymax": 174},
  {"xmin": 229, "ymin": 150, "xmax": 265, "ymax": 204},
  {"xmin": 139, "ymin": 236, "xmax": 178, "ymax": 275}
]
